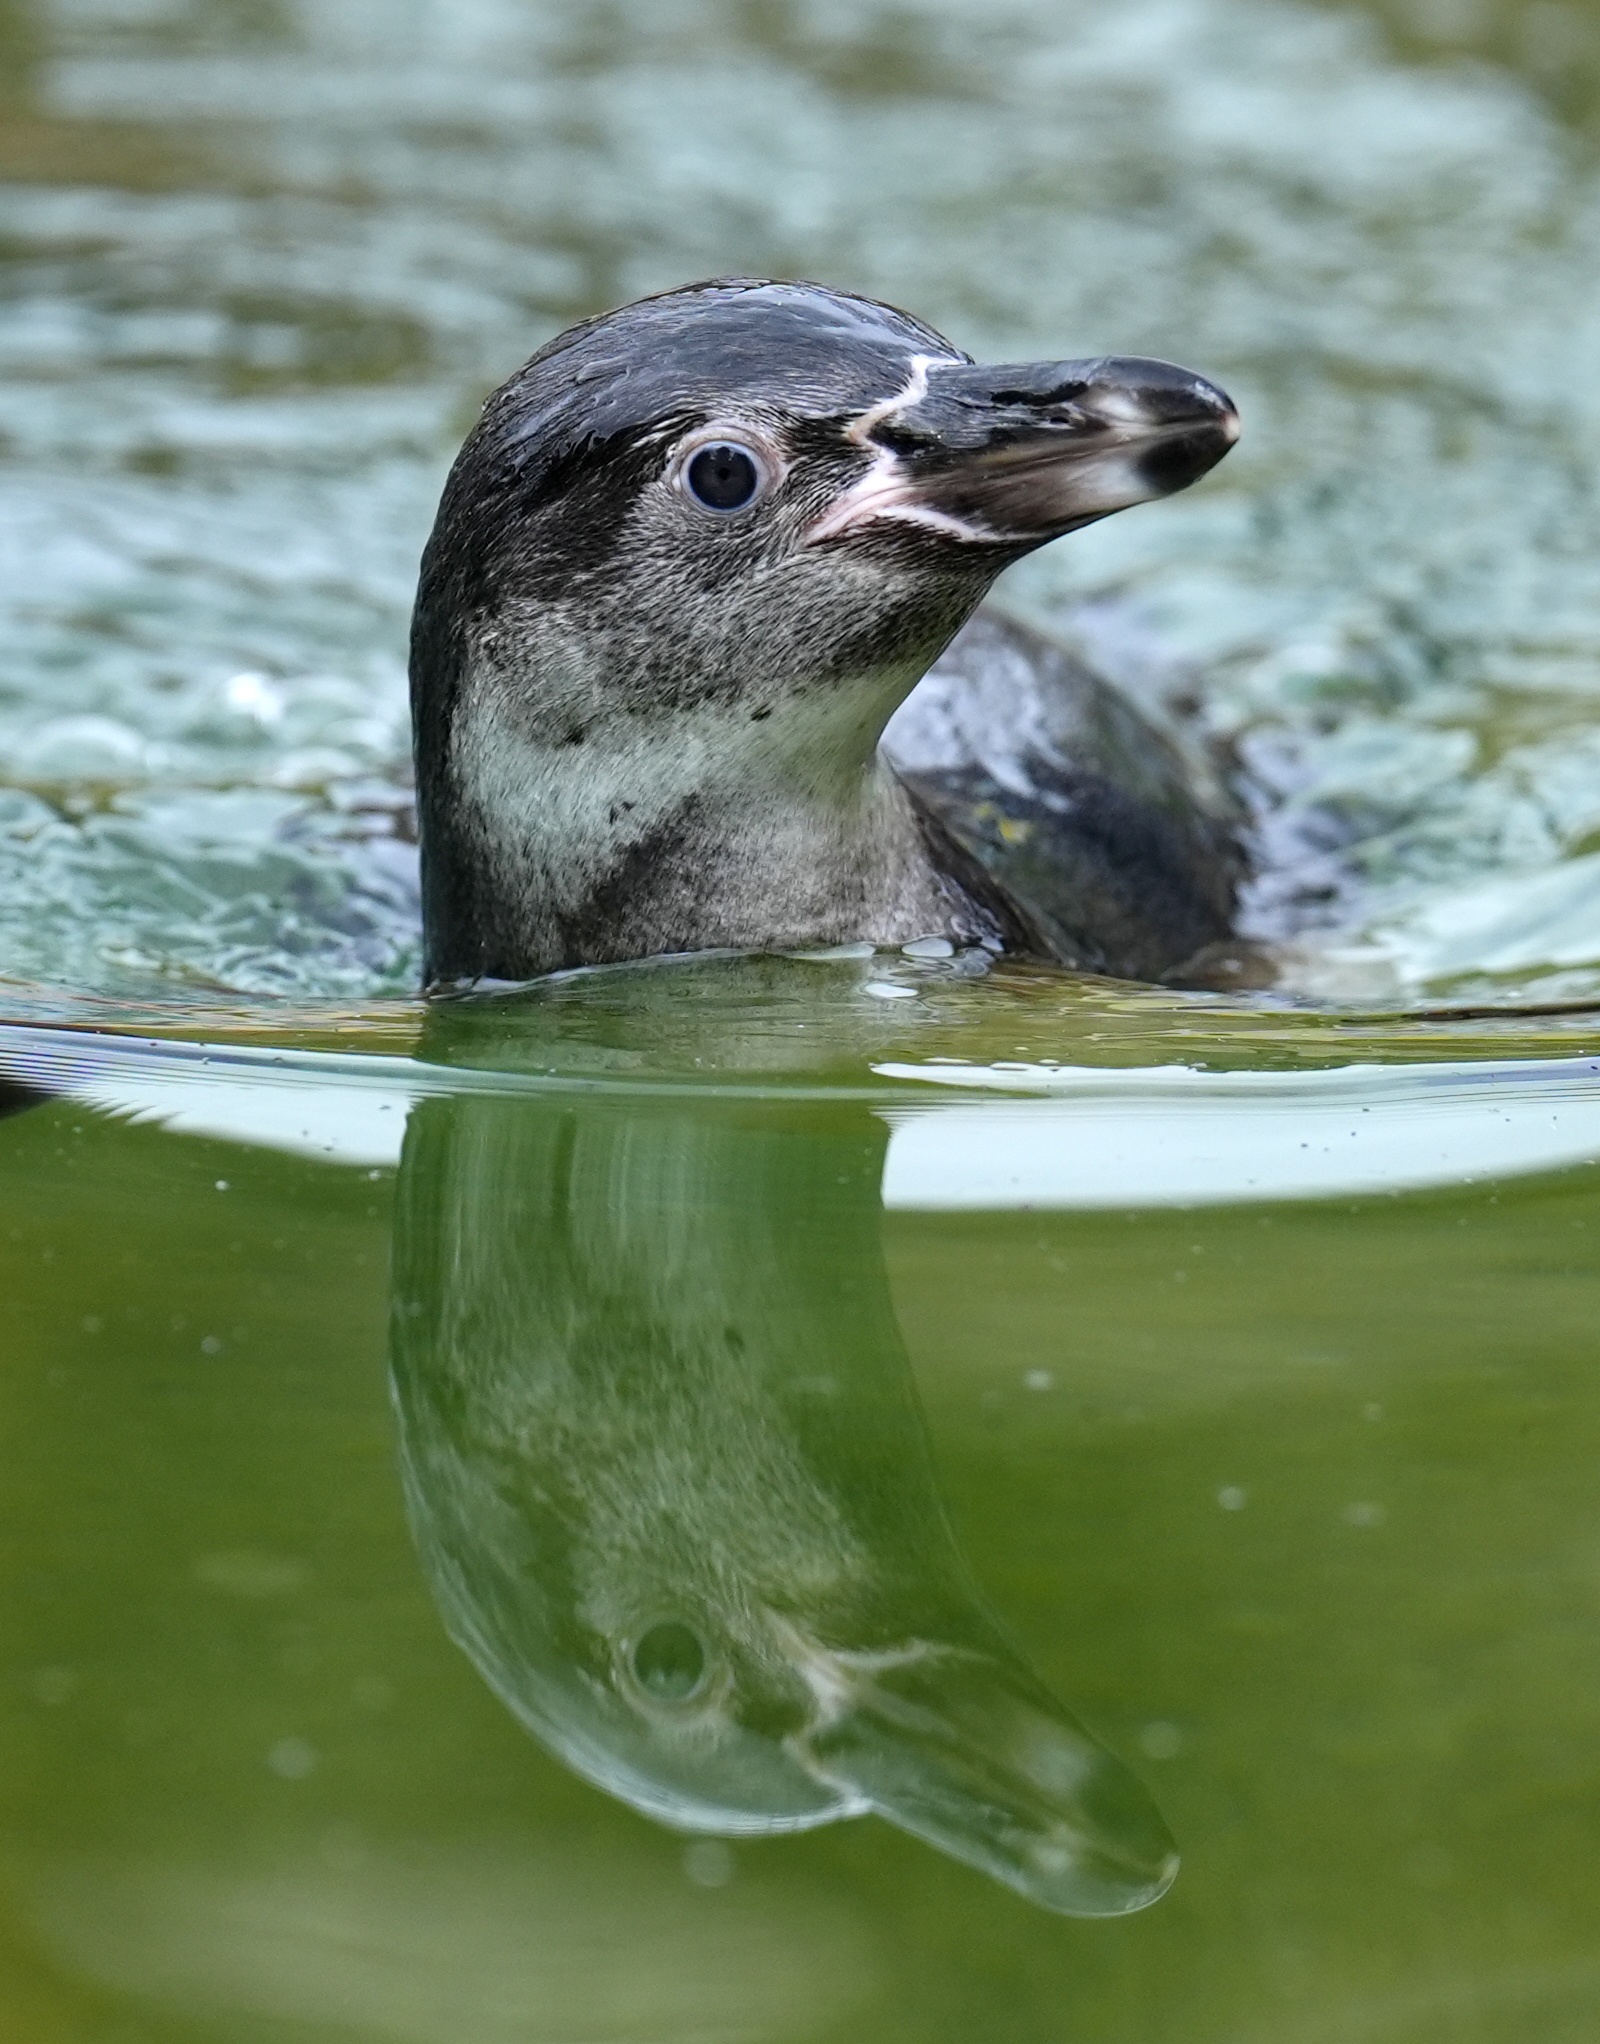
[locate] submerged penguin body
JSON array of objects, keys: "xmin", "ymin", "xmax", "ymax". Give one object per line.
[
  {"xmin": 390, "ymin": 1079, "xmax": 1179, "ymax": 1914},
  {"xmin": 410, "ymin": 279, "xmax": 1240, "ymax": 986}
]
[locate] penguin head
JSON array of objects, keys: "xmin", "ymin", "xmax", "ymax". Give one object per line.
[
  {"xmin": 413, "ymin": 278, "xmax": 1239, "ymax": 737},
  {"xmin": 437, "ymin": 1575, "xmax": 1179, "ymax": 1917},
  {"xmin": 404, "ymin": 1426, "xmax": 1180, "ymax": 1917}
]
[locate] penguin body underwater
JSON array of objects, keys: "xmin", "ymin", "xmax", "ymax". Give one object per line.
[
  {"xmin": 390, "ymin": 1072, "xmax": 1179, "ymax": 1915},
  {"xmin": 410, "ymin": 279, "xmax": 1241, "ymax": 987}
]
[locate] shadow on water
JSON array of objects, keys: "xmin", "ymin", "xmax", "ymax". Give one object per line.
[{"xmin": 389, "ymin": 1036, "xmax": 1175, "ymax": 1915}]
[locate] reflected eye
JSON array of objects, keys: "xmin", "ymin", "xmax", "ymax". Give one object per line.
[
  {"xmin": 684, "ymin": 442, "xmax": 762, "ymax": 512},
  {"xmin": 629, "ymin": 1621, "xmax": 709, "ymax": 1702}
]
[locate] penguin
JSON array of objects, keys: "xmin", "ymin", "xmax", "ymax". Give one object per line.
[
  {"xmin": 390, "ymin": 1070, "xmax": 1177, "ymax": 1914},
  {"xmin": 410, "ymin": 278, "xmax": 1241, "ymax": 988}
]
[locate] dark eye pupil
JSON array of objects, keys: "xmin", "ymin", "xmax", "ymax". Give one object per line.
[
  {"xmin": 686, "ymin": 443, "xmax": 759, "ymax": 511},
  {"xmin": 631, "ymin": 1621, "xmax": 707, "ymax": 1700}
]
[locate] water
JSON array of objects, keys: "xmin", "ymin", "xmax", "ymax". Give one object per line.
[
  {"xmin": 4, "ymin": 979, "xmax": 1600, "ymax": 2041},
  {"xmin": 5, "ymin": 0, "xmax": 1600, "ymax": 2037},
  {"xmin": 5, "ymin": 0, "xmax": 1600, "ymax": 1006}
]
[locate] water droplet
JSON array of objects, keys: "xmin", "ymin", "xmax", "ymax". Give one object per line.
[
  {"xmin": 683, "ymin": 1840, "xmax": 735, "ymax": 1888},
  {"xmin": 195, "ymin": 1550, "xmax": 307, "ymax": 1598},
  {"xmin": 32, "ymin": 1667, "xmax": 76, "ymax": 1707},
  {"xmin": 267, "ymin": 1737, "xmax": 317, "ymax": 1780}
]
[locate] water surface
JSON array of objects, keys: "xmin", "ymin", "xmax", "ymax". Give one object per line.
[
  {"xmin": 0, "ymin": 973, "xmax": 1596, "ymax": 2040},
  {"xmin": 6, "ymin": 0, "xmax": 1600, "ymax": 1005}
]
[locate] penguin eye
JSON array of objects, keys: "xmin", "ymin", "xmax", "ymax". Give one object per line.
[
  {"xmin": 629, "ymin": 1620, "xmax": 709, "ymax": 1702},
  {"xmin": 684, "ymin": 442, "xmax": 762, "ymax": 513}
]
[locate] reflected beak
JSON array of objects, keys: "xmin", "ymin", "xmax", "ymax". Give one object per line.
[
  {"xmin": 807, "ymin": 352, "xmax": 1239, "ymax": 550},
  {"xmin": 794, "ymin": 1640, "xmax": 1179, "ymax": 1916}
]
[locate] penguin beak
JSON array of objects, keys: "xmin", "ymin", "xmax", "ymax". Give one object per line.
[
  {"xmin": 795, "ymin": 1641, "xmax": 1179, "ymax": 1916},
  {"xmin": 806, "ymin": 354, "xmax": 1239, "ymax": 549}
]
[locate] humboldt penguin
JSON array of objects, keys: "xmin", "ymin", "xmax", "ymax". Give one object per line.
[
  {"xmin": 391, "ymin": 1075, "xmax": 1178, "ymax": 1914},
  {"xmin": 410, "ymin": 279, "xmax": 1241, "ymax": 987}
]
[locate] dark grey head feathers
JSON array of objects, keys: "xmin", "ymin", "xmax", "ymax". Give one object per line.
[{"xmin": 411, "ymin": 279, "xmax": 1239, "ymax": 984}]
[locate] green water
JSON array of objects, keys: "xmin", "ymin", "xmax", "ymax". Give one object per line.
[
  {"xmin": 0, "ymin": 970, "xmax": 1596, "ymax": 2040},
  {"xmin": 5, "ymin": 0, "xmax": 1600, "ymax": 2036}
]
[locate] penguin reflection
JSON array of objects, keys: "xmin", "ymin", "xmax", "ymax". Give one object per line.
[{"xmin": 389, "ymin": 1088, "xmax": 1175, "ymax": 1914}]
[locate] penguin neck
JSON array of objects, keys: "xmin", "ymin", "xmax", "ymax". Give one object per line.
[{"xmin": 425, "ymin": 649, "xmax": 988, "ymax": 981}]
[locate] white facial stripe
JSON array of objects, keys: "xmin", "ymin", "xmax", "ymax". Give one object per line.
[
  {"xmin": 804, "ymin": 354, "xmax": 982, "ymax": 543},
  {"xmin": 809, "ymin": 480, "xmax": 1009, "ymax": 539},
  {"xmin": 764, "ymin": 1610, "xmax": 939, "ymax": 1735},
  {"xmin": 870, "ymin": 502, "xmax": 1008, "ymax": 544},
  {"xmin": 809, "ymin": 351, "xmax": 1010, "ymax": 547},
  {"xmin": 804, "ymin": 463, "xmax": 1008, "ymax": 547},
  {"xmin": 841, "ymin": 351, "xmax": 943, "ymax": 448}
]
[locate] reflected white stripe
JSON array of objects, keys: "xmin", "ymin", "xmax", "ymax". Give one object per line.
[
  {"xmin": 877, "ymin": 1059, "xmax": 1600, "ymax": 1208},
  {"xmin": 6, "ymin": 1028, "xmax": 1600, "ymax": 1204},
  {"xmin": 74, "ymin": 1076, "xmax": 413, "ymax": 1167}
]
